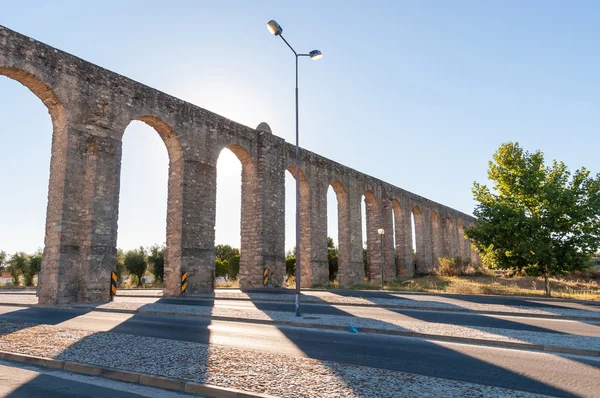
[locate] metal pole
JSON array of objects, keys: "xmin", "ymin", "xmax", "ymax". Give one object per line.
[
  {"xmin": 295, "ymin": 54, "xmax": 302, "ymax": 317},
  {"xmin": 380, "ymin": 235, "xmax": 384, "ymax": 290}
]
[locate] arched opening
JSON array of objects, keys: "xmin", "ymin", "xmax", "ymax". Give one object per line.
[
  {"xmin": 0, "ymin": 68, "xmax": 65, "ymax": 301},
  {"xmin": 431, "ymin": 211, "xmax": 443, "ymax": 271},
  {"xmin": 117, "ymin": 116, "xmax": 182, "ymax": 295},
  {"xmin": 117, "ymin": 117, "xmax": 181, "ymax": 290},
  {"xmin": 285, "ymin": 166, "xmax": 310, "ymax": 288},
  {"xmin": 328, "ymin": 180, "xmax": 348, "ymax": 284},
  {"xmin": 412, "ymin": 205, "xmax": 424, "ymax": 273},
  {"xmin": 443, "ymin": 216, "xmax": 455, "ymax": 258},
  {"xmin": 362, "ymin": 190, "xmax": 380, "ymax": 281},
  {"xmin": 326, "ymin": 185, "xmax": 338, "ymax": 283},
  {"xmin": 214, "ymin": 144, "xmax": 257, "ymax": 288}
]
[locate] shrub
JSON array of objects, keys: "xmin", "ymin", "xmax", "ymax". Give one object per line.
[
  {"xmin": 228, "ymin": 255, "xmax": 240, "ymax": 279},
  {"xmin": 215, "ymin": 258, "xmax": 229, "ymax": 278},
  {"xmin": 286, "ymin": 257, "xmax": 296, "ymax": 277},
  {"xmin": 438, "ymin": 256, "xmax": 471, "ymax": 276},
  {"xmin": 148, "ymin": 245, "xmax": 165, "ymax": 283}
]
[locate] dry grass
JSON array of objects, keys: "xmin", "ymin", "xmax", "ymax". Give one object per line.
[
  {"xmin": 215, "ymin": 277, "xmax": 240, "ymax": 288},
  {"xmin": 338, "ymin": 274, "xmax": 600, "ymax": 300}
]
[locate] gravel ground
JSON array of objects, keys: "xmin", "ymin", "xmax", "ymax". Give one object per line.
[
  {"xmin": 73, "ymin": 301, "xmax": 600, "ymax": 352},
  {"xmin": 0, "ymin": 320, "xmax": 549, "ymax": 398}
]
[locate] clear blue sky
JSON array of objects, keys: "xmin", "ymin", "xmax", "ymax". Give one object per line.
[{"xmin": 1, "ymin": 1, "xmax": 598, "ymax": 254}]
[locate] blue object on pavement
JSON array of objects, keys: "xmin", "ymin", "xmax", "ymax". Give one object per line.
[{"xmin": 348, "ymin": 324, "xmax": 359, "ymax": 333}]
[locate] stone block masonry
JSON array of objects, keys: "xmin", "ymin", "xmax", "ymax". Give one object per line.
[{"xmin": 0, "ymin": 25, "xmax": 479, "ymax": 303}]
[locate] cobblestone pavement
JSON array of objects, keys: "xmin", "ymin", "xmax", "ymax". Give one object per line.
[{"xmin": 0, "ymin": 320, "xmax": 550, "ymax": 398}]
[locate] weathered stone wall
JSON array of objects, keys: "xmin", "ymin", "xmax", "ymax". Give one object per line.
[{"xmin": 0, "ymin": 26, "xmax": 478, "ymax": 303}]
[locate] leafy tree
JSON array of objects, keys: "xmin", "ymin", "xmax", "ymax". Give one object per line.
[
  {"xmin": 467, "ymin": 142, "xmax": 600, "ymax": 296},
  {"xmin": 215, "ymin": 258, "xmax": 229, "ymax": 277},
  {"xmin": 327, "ymin": 237, "xmax": 339, "ymax": 281},
  {"xmin": 115, "ymin": 248, "xmax": 126, "ymax": 280},
  {"xmin": 24, "ymin": 249, "xmax": 42, "ymax": 286},
  {"xmin": 7, "ymin": 252, "xmax": 28, "ymax": 286},
  {"xmin": 148, "ymin": 244, "xmax": 165, "ymax": 283},
  {"xmin": 228, "ymin": 255, "xmax": 240, "ymax": 279},
  {"xmin": 124, "ymin": 247, "xmax": 147, "ymax": 287},
  {"xmin": 215, "ymin": 245, "xmax": 239, "ymax": 262},
  {"xmin": 0, "ymin": 250, "xmax": 7, "ymax": 273}
]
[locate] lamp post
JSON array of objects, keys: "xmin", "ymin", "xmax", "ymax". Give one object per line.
[
  {"xmin": 267, "ymin": 20, "xmax": 322, "ymax": 317},
  {"xmin": 378, "ymin": 228, "xmax": 385, "ymax": 290}
]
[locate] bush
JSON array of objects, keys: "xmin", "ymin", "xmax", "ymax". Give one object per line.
[
  {"xmin": 7, "ymin": 252, "xmax": 28, "ymax": 286},
  {"xmin": 215, "ymin": 258, "xmax": 229, "ymax": 278},
  {"xmin": 438, "ymin": 257, "xmax": 471, "ymax": 277},
  {"xmin": 228, "ymin": 255, "xmax": 240, "ymax": 279},
  {"xmin": 286, "ymin": 256, "xmax": 296, "ymax": 277}
]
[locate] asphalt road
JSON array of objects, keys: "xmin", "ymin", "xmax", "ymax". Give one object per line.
[
  {"xmin": 0, "ymin": 305, "xmax": 598, "ymax": 397},
  {"xmin": 117, "ymin": 296, "xmax": 600, "ymax": 336},
  {"xmin": 0, "ymin": 360, "xmax": 196, "ymax": 397}
]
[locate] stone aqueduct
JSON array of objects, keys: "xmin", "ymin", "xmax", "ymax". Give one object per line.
[{"xmin": 0, "ymin": 26, "xmax": 479, "ymax": 304}]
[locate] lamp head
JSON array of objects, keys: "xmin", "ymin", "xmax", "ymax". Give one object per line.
[
  {"xmin": 267, "ymin": 20, "xmax": 283, "ymax": 36},
  {"xmin": 378, "ymin": 228, "xmax": 385, "ymax": 235},
  {"xmin": 309, "ymin": 50, "xmax": 323, "ymax": 60}
]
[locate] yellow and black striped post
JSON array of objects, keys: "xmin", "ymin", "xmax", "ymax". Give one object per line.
[
  {"xmin": 263, "ymin": 268, "xmax": 269, "ymax": 287},
  {"xmin": 110, "ymin": 271, "xmax": 117, "ymax": 300},
  {"xmin": 181, "ymin": 271, "xmax": 187, "ymax": 295}
]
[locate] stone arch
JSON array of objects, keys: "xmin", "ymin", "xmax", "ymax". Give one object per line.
[
  {"xmin": 412, "ymin": 205, "xmax": 425, "ymax": 273},
  {"xmin": 118, "ymin": 116, "xmax": 184, "ymax": 296},
  {"xmin": 329, "ymin": 180, "xmax": 348, "ymax": 282},
  {"xmin": 286, "ymin": 166, "xmax": 311, "ymax": 287},
  {"xmin": 0, "ymin": 67, "xmax": 68, "ymax": 304},
  {"xmin": 363, "ymin": 190, "xmax": 381, "ymax": 281},
  {"xmin": 443, "ymin": 216, "xmax": 455, "ymax": 257},
  {"xmin": 216, "ymin": 144, "xmax": 260, "ymax": 288},
  {"xmin": 431, "ymin": 210, "xmax": 443, "ymax": 271}
]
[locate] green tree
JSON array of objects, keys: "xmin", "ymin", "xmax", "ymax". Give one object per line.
[
  {"xmin": 467, "ymin": 142, "xmax": 600, "ymax": 296},
  {"xmin": 148, "ymin": 244, "xmax": 165, "ymax": 283},
  {"xmin": 228, "ymin": 255, "xmax": 240, "ymax": 279},
  {"xmin": 215, "ymin": 244, "xmax": 240, "ymax": 262},
  {"xmin": 215, "ymin": 258, "xmax": 229, "ymax": 277},
  {"xmin": 7, "ymin": 252, "xmax": 28, "ymax": 286},
  {"xmin": 24, "ymin": 249, "xmax": 42, "ymax": 286},
  {"xmin": 327, "ymin": 237, "xmax": 338, "ymax": 281},
  {"xmin": 0, "ymin": 250, "xmax": 7, "ymax": 273},
  {"xmin": 124, "ymin": 247, "xmax": 147, "ymax": 287},
  {"xmin": 115, "ymin": 248, "xmax": 126, "ymax": 280}
]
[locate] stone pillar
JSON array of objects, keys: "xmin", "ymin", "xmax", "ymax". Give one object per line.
[
  {"xmin": 394, "ymin": 199, "xmax": 413, "ymax": 278},
  {"xmin": 164, "ymin": 160, "xmax": 216, "ymax": 295},
  {"xmin": 442, "ymin": 216, "xmax": 456, "ymax": 258},
  {"xmin": 339, "ymin": 185, "xmax": 364, "ymax": 286},
  {"xmin": 39, "ymin": 124, "xmax": 116, "ymax": 304},
  {"xmin": 430, "ymin": 211, "xmax": 443, "ymax": 271},
  {"xmin": 253, "ymin": 131, "xmax": 286, "ymax": 287},
  {"xmin": 365, "ymin": 193, "xmax": 383, "ymax": 282},
  {"xmin": 308, "ymin": 180, "xmax": 329, "ymax": 286},
  {"xmin": 382, "ymin": 198, "xmax": 396, "ymax": 281}
]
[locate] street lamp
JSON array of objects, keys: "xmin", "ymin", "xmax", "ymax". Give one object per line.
[
  {"xmin": 378, "ymin": 228, "xmax": 385, "ymax": 290},
  {"xmin": 267, "ymin": 19, "xmax": 323, "ymax": 317}
]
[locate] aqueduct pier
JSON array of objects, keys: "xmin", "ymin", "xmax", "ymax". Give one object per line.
[{"xmin": 0, "ymin": 26, "xmax": 479, "ymax": 304}]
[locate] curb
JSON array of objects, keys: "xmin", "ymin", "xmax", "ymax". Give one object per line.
[
  {"xmin": 0, "ymin": 350, "xmax": 277, "ymax": 398},
  {"xmin": 11, "ymin": 302, "xmax": 600, "ymax": 358},
  {"xmin": 113, "ymin": 295, "xmax": 600, "ymax": 322}
]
